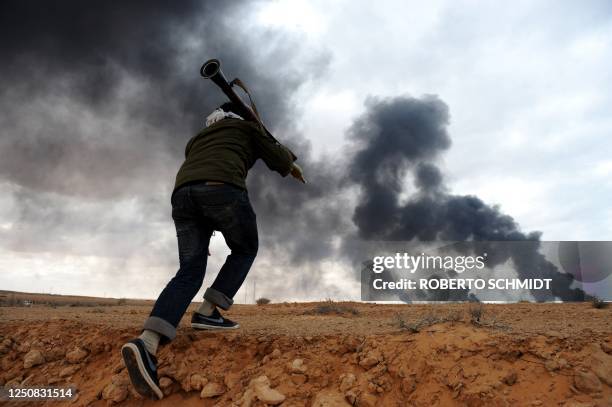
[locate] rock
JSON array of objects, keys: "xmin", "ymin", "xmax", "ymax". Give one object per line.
[
  {"xmin": 339, "ymin": 373, "xmax": 357, "ymax": 392},
  {"xmin": 23, "ymin": 350, "xmax": 45, "ymax": 368},
  {"xmin": 345, "ymin": 390, "xmax": 358, "ymax": 405},
  {"xmin": 159, "ymin": 377, "xmax": 172, "ymax": 388},
  {"xmin": 102, "ymin": 382, "xmax": 128, "ymax": 404},
  {"xmin": 601, "ymin": 342, "xmax": 612, "ymax": 354},
  {"xmin": 357, "ymin": 392, "xmax": 378, "ymax": 407},
  {"xmin": 159, "ymin": 377, "xmax": 173, "ymax": 396},
  {"xmin": 254, "ymin": 383, "xmax": 285, "ymax": 405},
  {"xmin": 66, "ymin": 348, "xmax": 88, "ymax": 364},
  {"xmin": 200, "ymin": 382, "xmax": 224, "ymax": 398},
  {"xmin": 59, "ymin": 365, "xmax": 80, "ymax": 378},
  {"xmin": 574, "ymin": 370, "xmax": 601, "ymax": 394},
  {"xmin": 111, "ymin": 373, "xmax": 130, "ymax": 387},
  {"xmin": 545, "ymin": 360, "xmax": 560, "ymax": 372},
  {"xmin": 43, "ymin": 348, "xmax": 65, "ymax": 362},
  {"xmin": 251, "ymin": 376, "xmax": 285, "ymax": 405},
  {"xmin": 17, "ymin": 341, "xmax": 31, "ymax": 353},
  {"xmin": 190, "ymin": 374, "xmax": 207, "ymax": 391},
  {"xmin": 290, "ymin": 358, "xmax": 307, "ymax": 373},
  {"xmin": 312, "ymin": 389, "xmax": 351, "ymax": 406},
  {"xmin": 502, "ymin": 370, "xmax": 517, "ymax": 386},
  {"xmin": 237, "ymin": 388, "xmax": 256, "ymax": 407},
  {"xmin": 271, "ymin": 348, "xmax": 281, "ymax": 358},
  {"xmin": 359, "ymin": 351, "xmax": 382, "ymax": 369},
  {"xmin": 588, "ymin": 344, "xmax": 612, "ymax": 386}
]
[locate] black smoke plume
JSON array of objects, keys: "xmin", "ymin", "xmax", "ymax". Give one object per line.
[{"xmin": 346, "ymin": 96, "xmax": 584, "ymax": 301}]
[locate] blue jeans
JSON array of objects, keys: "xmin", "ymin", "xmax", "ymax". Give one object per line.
[{"xmin": 143, "ymin": 183, "xmax": 258, "ymax": 341}]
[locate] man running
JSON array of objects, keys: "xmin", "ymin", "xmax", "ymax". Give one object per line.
[{"xmin": 121, "ymin": 102, "xmax": 305, "ymax": 399}]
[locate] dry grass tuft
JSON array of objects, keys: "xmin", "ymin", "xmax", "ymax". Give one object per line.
[
  {"xmin": 306, "ymin": 299, "xmax": 360, "ymax": 316},
  {"xmin": 591, "ymin": 296, "xmax": 609, "ymax": 309}
]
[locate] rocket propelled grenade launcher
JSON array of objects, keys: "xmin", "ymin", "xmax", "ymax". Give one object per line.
[
  {"xmin": 200, "ymin": 59, "xmax": 306, "ymax": 183},
  {"xmin": 200, "ymin": 59, "xmax": 297, "ymax": 161}
]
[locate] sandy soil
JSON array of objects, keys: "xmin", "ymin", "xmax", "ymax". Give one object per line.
[{"xmin": 0, "ymin": 297, "xmax": 611, "ymax": 406}]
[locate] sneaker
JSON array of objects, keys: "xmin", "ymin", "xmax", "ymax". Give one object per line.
[
  {"xmin": 121, "ymin": 339, "xmax": 163, "ymax": 400},
  {"xmin": 191, "ymin": 308, "xmax": 240, "ymax": 330}
]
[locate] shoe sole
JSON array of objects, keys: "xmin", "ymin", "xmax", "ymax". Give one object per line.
[
  {"xmin": 191, "ymin": 322, "xmax": 240, "ymax": 330},
  {"xmin": 121, "ymin": 343, "xmax": 164, "ymax": 400}
]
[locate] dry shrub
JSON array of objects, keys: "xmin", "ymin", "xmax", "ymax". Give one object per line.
[
  {"xmin": 591, "ymin": 296, "xmax": 609, "ymax": 309},
  {"xmin": 256, "ymin": 297, "xmax": 271, "ymax": 305},
  {"xmin": 393, "ymin": 312, "xmax": 459, "ymax": 333},
  {"xmin": 307, "ymin": 299, "xmax": 359, "ymax": 316},
  {"xmin": 469, "ymin": 303, "xmax": 484, "ymax": 325}
]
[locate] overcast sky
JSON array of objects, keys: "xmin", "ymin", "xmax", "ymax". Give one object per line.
[{"xmin": 1, "ymin": 0, "xmax": 610, "ymax": 301}]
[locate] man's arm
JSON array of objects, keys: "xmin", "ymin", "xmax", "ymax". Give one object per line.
[{"xmin": 251, "ymin": 127, "xmax": 305, "ymax": 182}]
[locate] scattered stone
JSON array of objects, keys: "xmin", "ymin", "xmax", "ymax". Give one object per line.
[
  {"xmin": 250, "ymin": 375, "xmax": 285, "ymax": 405},
  {"xmin": 159, "ymin": 377, "xmax": 173, "ymax": 396},
  {"xmin": 290, "ymin": 358, "xmax": 307, "ymax": 373},
  {"xmin": 501, "ymin": 370, "xmax": 517, "ymax": 386},
  {"xmin": 545, "ymin": 360, "xmax": 560, "ymax": 372},
  {"xmin": 102, "ymin": 382, "xmax": 128, "ymax": 404},
  {"xmin": 359, "ymin": 351, "xmax": 382, "ymax": 369},
  {"xmin": 66, "ymin": 348, "xmax": 88, "ymax": 364},
  {"xmin": 17, "ymin": 341, "xmax": 31, "ymax": 353},
  {"xmin": 159, "ymin": 377, "xmax": 173, "ymax": 388},
  {"xmin": 271, "ymin": 348, "xmax": 281, "ymax": 358},
  {"xmin": 44, "ymin": 348, "xmax": 65, "ymax": 362},
  {"xmin": 345, "ymin": 390, "xmax": 358, "ymax": 405},
  {"xmin": 588, "ymin": 344, "xmax": 612, "ymax": 386},
  {"xmin": 357, "ymin": 392, "xmax": 378, "ymax": 407},
  {"xmin": 312, "ymin": 389, "xmax": 351, "ymax": 406},
  {"xmin": 59, "ymin": 365, "xmax": 80, "ymax": 378},
  {"xmin": 600, "ymin": 342, "xmax": 612, "ymax": 354},
  {"xmin": 23, "ymin": 349, "xmax": 45, "ymax": 368},
  {"xmin": 339, "ymin": 373, "xmax": 356, "ymax": 392},
  {"xmin": 200, "ymin": 382, "xmax": 224, "ymax": 398},
  {"xmin": 110, "ymin": 374, "xmax": 130, "ymax": 387},
  {"xmin": 574, "ymin": 370, "xmax": 601, "ymax": 394},
  {"xmin": 190, "ymin": 373, "xmax": 207, "ymax": 391}
]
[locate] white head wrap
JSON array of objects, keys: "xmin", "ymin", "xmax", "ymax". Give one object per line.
[{"xmin": 205, "ymin": 108, "xmax": 244, "ymax": 127}]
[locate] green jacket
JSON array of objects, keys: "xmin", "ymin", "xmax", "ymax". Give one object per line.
[{"xmin": 174, "ymin": 118, "xmax": 296, "ymax": 191}]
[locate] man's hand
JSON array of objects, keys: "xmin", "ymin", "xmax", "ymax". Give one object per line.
[{"xmin": 290, "ymin": 162, "xmax": 307, "ymax": 184}]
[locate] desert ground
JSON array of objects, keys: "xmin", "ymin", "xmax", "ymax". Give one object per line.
[{"xmin": 0, "ymin": 291, "xmax": 610, "ymax": 406}]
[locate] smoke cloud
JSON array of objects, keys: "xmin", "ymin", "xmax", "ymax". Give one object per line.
[
  {"xmin": 0, "ymin": 1, "xmax": 583, "ymax": 301},
  {"xmin": 344, "ymin": 96, "xmax": 583, "ymax": 301}
]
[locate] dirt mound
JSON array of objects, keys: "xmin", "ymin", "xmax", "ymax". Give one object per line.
[{"xmin": 0, "ymin": 301, "xmax": 610, "ymax": 406}]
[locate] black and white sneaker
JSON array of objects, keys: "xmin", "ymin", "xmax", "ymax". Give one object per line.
[
  {"xmin": 191, "ymin": 308, "xmax": 240, "ymax": 330},
  {"xmin": 121, "ymin": 339, "xmax": 163, "ymax": 400}
]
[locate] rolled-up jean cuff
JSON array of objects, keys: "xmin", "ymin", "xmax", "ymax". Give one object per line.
[
  {"xmin": 204, "ymin": 287, "xmax": 233, "ymax": 310},
  {"xmin": 143, "ymin": 316, "xmax": 176, "ymax": 342}
]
